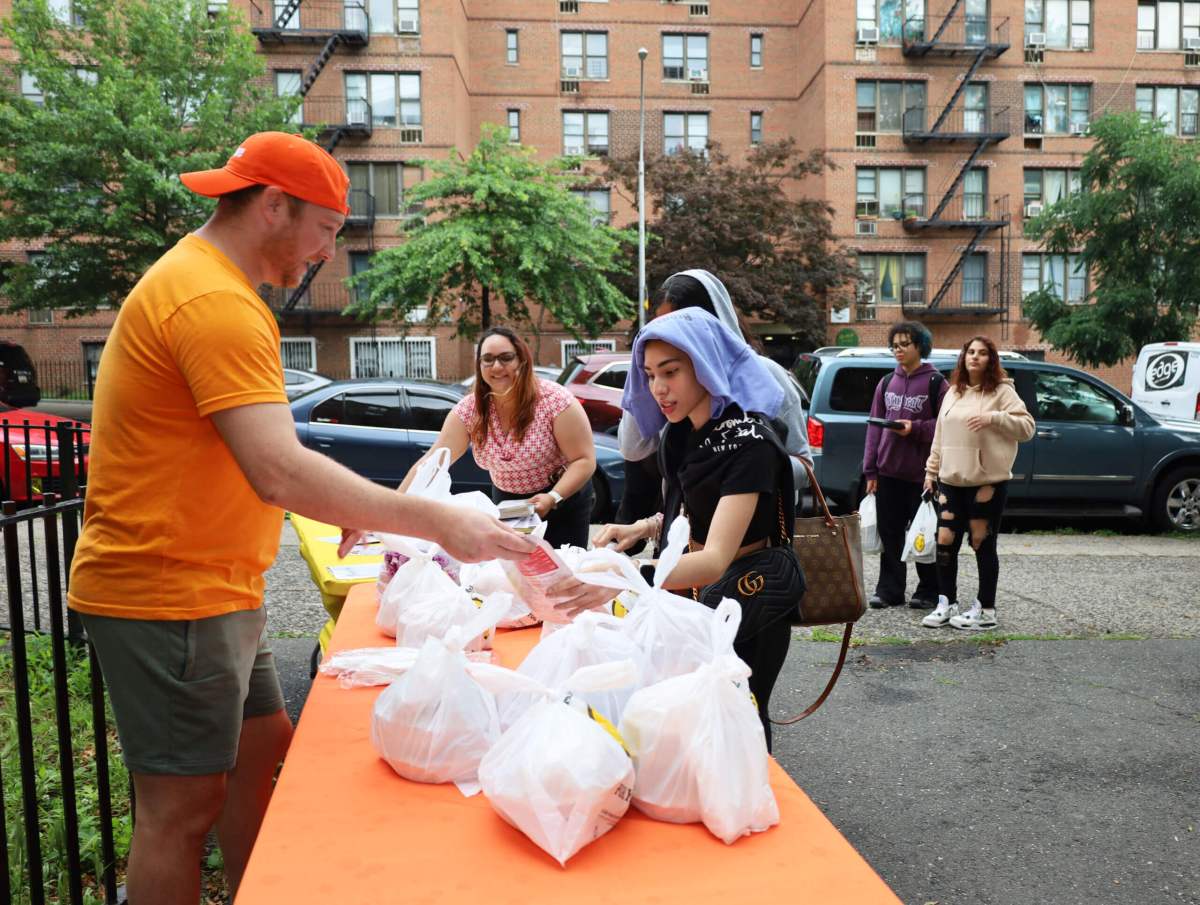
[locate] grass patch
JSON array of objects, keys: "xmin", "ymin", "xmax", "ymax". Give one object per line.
[
  {"xmin": 270, "ymin": 629, "xmax": 316, "ymax": 640},
  {"xmin": 0, "ymin": 633, "xmax": 130, "ymax": 904},
  {"xmin": 1164, "ymin": 530, "xmax": 1199, "ymax": 541}
]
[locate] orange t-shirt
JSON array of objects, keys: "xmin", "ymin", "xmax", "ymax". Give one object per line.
[{"xmin": 68, "ymin": 234, "xmax": 289, "ymax": 620}]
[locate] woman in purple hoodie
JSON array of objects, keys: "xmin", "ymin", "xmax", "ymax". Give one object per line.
[{"xmin": 862, "ymin": 322, "xmax": 946, "ymax": 609}]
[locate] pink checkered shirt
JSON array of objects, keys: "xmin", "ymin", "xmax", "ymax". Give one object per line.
[{"xmin": 452, "ymin": 379, "xmax": 574, "ymax": 494}]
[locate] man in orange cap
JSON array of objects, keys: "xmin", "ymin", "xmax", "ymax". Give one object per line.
[{"xmin": 68, "ymin": 133, "xmax": 533, "ymax": 903}]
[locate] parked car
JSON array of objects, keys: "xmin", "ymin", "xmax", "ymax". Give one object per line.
[
  {"xmin": 0, "ymin": 403, "xmax": 90, "ymax": 503},
  {"xmin": 557, "ymin": 352, "xmax": 631, "ymax": 433},
  {"xmin": 282, "ymin": 368, "xmax": 333, "ymax": 400},
  {"xmin": 0, "ymin": 341, "xmax": 40, "ymax": 408},
  {"xmin": 798, "ymin": 350, "xmax": 1200, "ymax": 532},
  {"xmin": 458, "ymin": 365, "xmax": 562, "ymax": 390},
  {"xmin": 289, "ymin": 378, "xmax": 626, "ymax": 520},
  {"xmin": 1132, "ymin": 341, "xmax": 1200, "ymax": 422}
]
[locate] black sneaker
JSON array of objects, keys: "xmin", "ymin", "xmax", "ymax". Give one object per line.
[
  {"xmin": 909, "ymin": 594, "xmax": 939, "ymax": 610},
  {"xmin": 869, "ymin": 594, "xmax": 902, "ymax": 609}
]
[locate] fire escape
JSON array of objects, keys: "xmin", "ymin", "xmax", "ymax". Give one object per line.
[
  {"xmin": 899, "ymin": 4, "xmax": 1012, "ymax": 323},
  {"xmin": 251, "ymin": 1, "xmax": 374, "ymax": 314}
]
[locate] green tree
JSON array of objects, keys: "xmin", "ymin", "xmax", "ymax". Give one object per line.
[
  {"xmin": 604, "ymin": 140, "xmax": 859, "ymax": 347},
  {"xmin": 349, "ymin": 124, "xmax": 634, "ymax": 337},
  {"xmin": 1023, "ymin": 112, "xmax": 1200, "ymax": 367},
  {"xmin": 0, "ymin": 0, "xmax": 301, "ymax": 315}
]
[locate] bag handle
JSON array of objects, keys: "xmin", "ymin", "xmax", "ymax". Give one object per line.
[
  {"xmin": 798, "ymin": 457, "xmax": 837, "ymax": 530},
  {"xmin": 771, "ymin": 623, "xmax": 853, "ymax": 725}
]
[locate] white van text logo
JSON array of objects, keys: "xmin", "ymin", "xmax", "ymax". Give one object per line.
[{"xmin": 1146, "ymin": 352, "xmax": 1187, "ymax": 391}]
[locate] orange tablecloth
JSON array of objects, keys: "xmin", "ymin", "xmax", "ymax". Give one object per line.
[{"xmin": 236, "ymin": 584, "xmax": 900, "ymax": 905}]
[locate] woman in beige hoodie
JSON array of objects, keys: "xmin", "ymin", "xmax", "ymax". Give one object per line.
[{"xmin": 921, "ymin": 336, "xmax": 1035, "ymax": 631}]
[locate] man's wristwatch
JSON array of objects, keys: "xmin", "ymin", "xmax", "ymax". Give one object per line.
[{"xmin": 547, "ymin": 490, "xmax": 564, "ymax": 509}]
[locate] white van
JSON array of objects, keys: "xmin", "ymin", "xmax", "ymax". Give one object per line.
[{"xmin": 1132, "ymin": 342, "xmax": 1200, "ymax": 421}]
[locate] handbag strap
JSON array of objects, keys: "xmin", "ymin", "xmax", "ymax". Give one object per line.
[
  {"xmin": 771, "ymin": 622, "xmax": 854, "ymax": 725},
  {"xmin": 798, "ymin": 456, "xmax": 837, "ymax": 530}
]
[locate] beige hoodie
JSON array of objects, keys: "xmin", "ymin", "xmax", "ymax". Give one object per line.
[{"xmin": 925, "ymin": 379, "xmax": 1036, "ymax": 486}]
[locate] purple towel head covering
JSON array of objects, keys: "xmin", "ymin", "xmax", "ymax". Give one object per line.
[{"xmin": 622, "ymin": 308, "xmax": 784, "ymax": 439}]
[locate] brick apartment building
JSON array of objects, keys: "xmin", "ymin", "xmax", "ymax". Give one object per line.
[{"xmin": 4, "ymin": 0, "xmax": 1200, "ymax": 392}]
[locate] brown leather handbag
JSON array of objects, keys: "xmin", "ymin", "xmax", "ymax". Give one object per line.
[{"xmin": 773, "ymin": 458, "xmax": 867, "ymax": 724}]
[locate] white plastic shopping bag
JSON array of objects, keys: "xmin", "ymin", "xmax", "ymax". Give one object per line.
[
  {"xmin": 477, "ymin": 661, "xmax": 638, "ymax": 866},
  {"xmin": 395, "ymin": 580, "xmax": 510, "ymax": 652},
  {"xmin": 460, "ymin": 560, "xmax": 539, "ymax": 628},
  {"xmin": 576, "ymin": 516, "xmax": 717, "ymax": 684},
  {"xmin": 370, "ymin": 596, "xmax": 528, "ymax": 796},
  {"xmin": 375, "ymin": 536, "xmax": 464, "ymax": 638},
  {"xmin": 902, "ymin": 499, "xmax": 938, "ymax": 564},
  {"xmin": 496, "ymin": 610, "xmax": 646, "ymax": 730},
  {"xmin": 618, "ymin": 599, "xmax": 779, "ymax": 844},
  {"xmin": 860, "ymin": 493, "xmax": 881, "ymax": 554}
]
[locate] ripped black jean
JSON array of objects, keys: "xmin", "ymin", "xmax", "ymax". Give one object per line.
[{"xmin": 935, "ymin": 481, "xmax": 1008, "ymax": 609}]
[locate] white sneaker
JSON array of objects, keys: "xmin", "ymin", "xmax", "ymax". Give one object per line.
[
  {"xmin": 949, "ymin": 600, "xmax": 997, "ymax": 631},
  {"xmin": 920, "ymin": 595, "xmax": 958, "ymax": 628}
]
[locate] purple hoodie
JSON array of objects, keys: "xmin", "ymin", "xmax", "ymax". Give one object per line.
[{"xmin": 863, "ymin": 363, "xmax": 948, "ymax": 483}]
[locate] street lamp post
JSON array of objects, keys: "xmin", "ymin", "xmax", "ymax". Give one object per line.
[{"xmin": 637, "ymin": 47, "xmax": 648, "ymax": 332}]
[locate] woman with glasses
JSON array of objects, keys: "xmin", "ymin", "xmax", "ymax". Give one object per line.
[{"xmin": 399, "ymin": 326, "xmax": 598, "ymax": 548}]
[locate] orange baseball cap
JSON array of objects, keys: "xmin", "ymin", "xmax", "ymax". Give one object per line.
[{"xmin": 180, "ymin": 131, "xmax": 350, "ymax": 215}]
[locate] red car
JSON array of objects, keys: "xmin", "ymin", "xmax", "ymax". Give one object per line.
[
  {"xmin": 558, "ymin": 352, "xmax": 631, "ymax": 434},
  {"xmin": 0, "ymin": 404, "xmax": 90, "ymax": 503}
]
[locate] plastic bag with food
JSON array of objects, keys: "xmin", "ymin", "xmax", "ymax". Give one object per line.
[{"xmin": 618, "ymin": 599, "xmax": 779, "ymax": 844}]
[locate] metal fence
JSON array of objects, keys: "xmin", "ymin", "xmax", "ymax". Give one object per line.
[
  {"xmin": 0, "ymin": 424, "xmax": 123, "ymax": 905},
  {"xmin": 29, "ymin": 363, "xmax": 92, "ymax": 402}
]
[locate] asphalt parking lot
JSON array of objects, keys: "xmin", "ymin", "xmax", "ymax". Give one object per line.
[{"xmin": 262, "ymin": 525, "xmax": 1199, "ymax": 905}]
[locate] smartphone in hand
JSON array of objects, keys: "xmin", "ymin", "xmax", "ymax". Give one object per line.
[{"xmin": 866, "ymin": 416, "xmax": 906, "ymax": 431}]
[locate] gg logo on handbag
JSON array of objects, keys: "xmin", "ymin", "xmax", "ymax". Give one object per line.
[{"xmin": 736, "ymin": 571, "xmax": 765, "ymax": 597}]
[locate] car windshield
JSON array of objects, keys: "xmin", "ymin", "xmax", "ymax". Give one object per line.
[{"xmin": 557, "ymin": 359, "xmax": 585, "ymax": 385}]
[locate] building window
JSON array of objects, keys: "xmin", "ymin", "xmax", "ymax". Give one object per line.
[
  {"xmin": 20, "ymin": 71, "xmax": 43, "ymax": 106},
  {"xmin": 856, "ymin": 167, "xmax": 925, "ymax": 219},
  {"xmin": 662, "ymin": 33, "xmax": 709, "ymax": 80},
  {"xmin": 506, "ymin": 29, "xmax": 519, "ymax": 64},
  {"xmin": 856, "ymin": 253, "xmax": 926, "ymax": 307},
  {"xmin": 1024, "ymin": 83, "xmax": 1090, "ymax": 134},
  {"xmin": 345, "ymin": 72, "xmax": 421, "ymax": 127},
  {"xmin": 1025, "ymin": 0, "xmax": 1092, "ymax": 48},
  {"xmin": 857, "ymin": 0, "xmax": 928, "ymax": 43},
  {"xmin": 396, "ymin": 0, "xmax": 419, "ymax": 33},
  {"xmin": 750, "ymin": 111, "xmax": 763, "ymax": 145},
  {"xmin": 507, "ymin": 109, "xmax": 520, "ymax": 143},
  {"xmin": 562, "ymin": 111, "xmax": 609, "ymax": 156},
  {"xmin": 280, "ymin": 337, "xmax": 317, "ymax": 371},
  {"xmin": 663, "ymin": 112, "xmax": 709, "ymax": 155},
  {"xmin": 347, "ymin": 162, "xmax": 402, "ymax": 217},
  {"xmin": 856, "ymin": 80, "xmax": 926, "ymax": 133},
  {"xmin": 1137, "ymin": 1, "xmax": 1200, "ymax": 49},
  {"xmin": 351, "ymin": 337, "xmax": 437, "ymax": 379},
  {"xmin": 750, "ymin": 33, "xmax": 763, "ymax": 67},
  {"xmin": 275, "ymin": 71, "xmax": 302, "ymax": 125},
  {"xmin": 561, "ymin": 32, "xmax": 608, "ymax": 79},
  {"xmin": 1024, "ymin": 168, "xmax": 1083, "ymax": 206},
  {"xmin": 48, "ymin": 0, "xmax": 83, "ymax": 26},
  {"xmin": 1137, "ymin": 85, "xmax": 1200, "ymax": 136},
  {"xmin": 1023, "ymin": 254, "xmax": 1087, "ymax": 303},
  {"xmin": 573, "ymin": 189, "xmax": 611, "ymax": 226},
  {"xmin": 961, "ymin": 253, "xmax": 988, "ymax": 305}
]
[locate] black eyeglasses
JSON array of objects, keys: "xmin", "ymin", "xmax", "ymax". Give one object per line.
[
  {"xmin": 890, "ymin": 340, "xmax": 914, "ymax": 351},
  {"xmin": 480, "ymin": 352, "xmax": 518, "ymax": 367}
]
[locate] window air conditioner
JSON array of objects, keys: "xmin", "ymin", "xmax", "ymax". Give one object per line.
[
  {"xmin": 1024, "ymin": 201, "xmax": 1044, "ymax": 218},
  {"xmin": 856, "ymin": 27, "xmax": 879, "ymax": 45},
  {"xmin": 854, "ymin": 220, "xmax": 877, "ymax": 236},
  {"xmin": 1186, "ymin": 36, "xmax": 1200, "ymax": 50},
  {"xmin": 1026, "ymin": 32, "xmax": 1046, "ymax": 48},
  {"xmin": 1071, "ymin": 35, "xmax": 1089, "ymax": 49},
  {"xmin": 398, "ymin": 18, "xmax": 419, "ymax": 33},
  {"xmin": 688, "ymin": 68, "xmax": 708, "ymax": 81},
  {"xmin": 1069, "ymin": 122, "xmax": 1088, "ymax": 135},
  {"xmin": 902, "ymin": 285, "xmax": 926, "ymax": 305},
  {"xmin": 563, "ymin": 66, "xmax": 582, "ymax": 78}
]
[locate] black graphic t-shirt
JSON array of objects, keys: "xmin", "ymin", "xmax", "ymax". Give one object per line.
[{"xmin": 660, "ymin": 405, "xmax": 781, "ymax": 546}]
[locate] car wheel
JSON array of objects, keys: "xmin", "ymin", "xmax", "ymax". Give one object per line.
[
  {"xmin": 590, "ymin": 473, "xmax": 611, "ymax": 524},
  {"xmin": 1150, "ymin": 465, "xmax": 1200, "ymax": 533}
]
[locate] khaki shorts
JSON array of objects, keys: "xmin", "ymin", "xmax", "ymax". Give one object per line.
[{"xmin": 81, "ymin": 607, "xmax": 285, "ymax": 776}]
